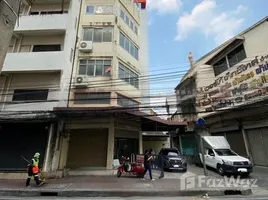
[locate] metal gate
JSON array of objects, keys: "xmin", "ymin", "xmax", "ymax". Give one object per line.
[
  {"xmin": 247, "ymin": 128, "xmax": 268, "ymax": 167},
  {"xmin": 0, "ymin": 123, "xmax": 48, "ymax": 171}
]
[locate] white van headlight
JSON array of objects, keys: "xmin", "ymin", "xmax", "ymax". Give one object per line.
[{"xmin": 222, "ymin": 160, "xmax": 232, "ymax": 165}]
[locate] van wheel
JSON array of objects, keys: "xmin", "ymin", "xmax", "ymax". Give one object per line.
[{"xmin": 217, "ymin": 164, "xmax": 225, "ymax": 176}]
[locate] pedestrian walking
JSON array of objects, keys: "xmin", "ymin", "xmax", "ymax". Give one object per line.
[
  {"xmin": 26, "ymin": 152, "xmax": 44, "ymax": 187},
  {"xmin": 142, "ymin": 149, "xmax": 155, "ymax": 181}
]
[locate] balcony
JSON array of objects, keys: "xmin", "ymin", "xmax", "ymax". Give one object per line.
[
  {"xmin": 15, "ymin": 14, "xmax": 68, "ymax": 32},
  {"xmin": 3, "ymin": 52, "xmax": 65, "ymax": 72}
]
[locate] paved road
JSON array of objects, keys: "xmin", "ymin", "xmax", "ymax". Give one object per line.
[{"xmin": 0, "ymin": 196, "xmax": 268, "ymax": 200}]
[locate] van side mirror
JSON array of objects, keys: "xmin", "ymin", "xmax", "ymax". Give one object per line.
[{"xmin": 209, "ymin": 153, "xmax": 215, "ymax": 156}]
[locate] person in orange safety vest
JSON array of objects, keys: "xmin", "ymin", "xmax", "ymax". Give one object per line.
[{"xmin": 26, "ymin": 152, "xmax": 44, "ymax": 187}]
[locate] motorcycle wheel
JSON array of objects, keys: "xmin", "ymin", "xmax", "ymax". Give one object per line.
[{"xmin": 117, "ymin": 171, "xmax": 122, "ymax": 178}]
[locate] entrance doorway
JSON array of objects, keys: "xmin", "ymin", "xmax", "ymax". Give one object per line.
[{"xmin": 114, "ymin": 137, "xmax": 139, "ymax": 160}]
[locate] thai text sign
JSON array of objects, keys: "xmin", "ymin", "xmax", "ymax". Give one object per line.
[{"xmin": 197, "ymin": 54, "xmax": 268, "ymax": 112}]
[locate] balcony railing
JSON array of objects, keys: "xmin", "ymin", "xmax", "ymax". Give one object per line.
[{"xmin": 15, "ymin": 14, "xmax": 68, "ymax": 32}]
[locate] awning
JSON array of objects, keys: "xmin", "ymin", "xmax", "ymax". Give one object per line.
[{"xmin": 53, "ymin": 107, "xmax": 186, "ymax": 132}]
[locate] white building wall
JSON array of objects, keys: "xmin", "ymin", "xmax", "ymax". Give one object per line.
[
  {"xmin": 139, "ymin": 10, "xmax": 150, "ymax": 113},
  {"xmin": 57, "ymin": 0, "xmax": 82, "ymax": 107}
]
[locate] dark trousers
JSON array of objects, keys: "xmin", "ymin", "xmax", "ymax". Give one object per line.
[
  {"xmin": 26, "ymin": 169, "xmax": 41, "ymax": 186},
  {"xmin": 159, "ymin": 168, "xmax": 164, "ymax": 179},
  {"xmin": 143, "ymin": 164, "xmax": 152, "ymax": 180}
]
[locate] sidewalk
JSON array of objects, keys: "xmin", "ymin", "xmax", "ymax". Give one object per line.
[{"xmin": 0, "ymin": 173, "xmax": 252, "ymax": 198}]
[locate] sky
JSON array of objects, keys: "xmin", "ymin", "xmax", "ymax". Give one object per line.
[{"xmin": 147, "ymin": 0, "xmax": 268, "ymax": 115}]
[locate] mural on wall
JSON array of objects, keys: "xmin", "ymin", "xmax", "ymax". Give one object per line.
[{"xmin": 196, "ymin": 54, "xmax": 268, "ymax": 112}]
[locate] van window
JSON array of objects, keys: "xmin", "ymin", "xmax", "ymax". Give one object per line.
[
  {"xmin": 207, "ymin": 149, "xmax": 215, "ymax": 156},
  {"xmin": 215, "ymin": 149, "xmax": 237, "ymax": 156}
]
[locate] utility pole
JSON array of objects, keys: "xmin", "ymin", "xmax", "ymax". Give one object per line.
[
  {"xmin": 196, "ymin": 118, "xmax": 208, "ymax": 176},
  {"xmin": 199, "ymin": 134, "xmax": 208, "ymax": 176},
  {"xmin": 0, "ymin": 0, "xmax": 20, "ymax": 73}
]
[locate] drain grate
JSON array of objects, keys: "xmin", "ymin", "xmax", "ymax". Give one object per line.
[
  {"xmin": 224, "ymin": 190, "xmax": 242, "ymax": 195},
  {"xmin": 40, "ymin": 192, "xmax": 59, "ymax": 196}
]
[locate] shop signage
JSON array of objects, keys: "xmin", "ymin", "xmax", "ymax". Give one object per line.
[{"xmin": 197, "ymin": 54, "xmax": 268, "ymax": 112}]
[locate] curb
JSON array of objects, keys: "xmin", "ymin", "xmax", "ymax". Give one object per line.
[{"xmin": 0, "ymin": 188, "xmax": 252, "ymax": 197}]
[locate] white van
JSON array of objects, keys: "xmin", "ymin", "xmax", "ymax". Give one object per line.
[{"xmin": 199, "ymin": 136, "xmax": 253, "ymax": 176}]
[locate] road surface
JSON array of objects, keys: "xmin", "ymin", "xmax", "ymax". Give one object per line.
[{"xmin": 0, "ymin": 196, "xmax": 268, "ymax": 200}]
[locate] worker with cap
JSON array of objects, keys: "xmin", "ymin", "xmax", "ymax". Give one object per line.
[{"xmin": 26, "ymin": 152, "xmax": 44, "ymax": 187}]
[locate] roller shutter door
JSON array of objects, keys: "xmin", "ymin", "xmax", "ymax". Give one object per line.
[
  {"xmin": 0, "ymin": 123, "xmax": 48, "ymax": 171},
  {"xmin": 247, "ymin": 128, "xmax": 268, "ymax": 166},
  {"xmin": 67, "ymin": 129, "xmax": 108, "ymax": 169}
]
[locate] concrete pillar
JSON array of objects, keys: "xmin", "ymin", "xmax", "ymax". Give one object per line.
[
  {"xmin": 241, "ymin": 125, "xmax": 253, "ymax": 163},
  {"xmin": 51, "ymin": 120, "xmax": 64, "ymax": 171},
  {"xmin": 43, "ymin": 124, "xmax": 55, "ymax": 172},
  {"xmin": 106, "ymin": 118, "xmax": 115, "ymax": 169},
  {"xmin": 58, "ymin": 132, "xmax": 70, "ymax": 170},
  {"xmin": 178, "ymin": 134, "xmax": 183, "ymax": 154},
  {"xmin": 139, "ymin": 131, "xmax": 143, "ymax": 154}
]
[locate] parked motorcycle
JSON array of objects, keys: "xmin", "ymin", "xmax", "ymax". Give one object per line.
[{"xmin": 117, "ymin": 156, "xmax": 145, "ymax": 178}]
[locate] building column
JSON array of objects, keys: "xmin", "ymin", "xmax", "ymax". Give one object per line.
[
  {"xmin": 139, "ymin": 131, "xmax": 143, "ymax": 154},
  {"xmin": 106, "ymin": 118, "xmax": 115, "ymax": 169},
  {"xmin": 178, "ymin": 134, "xmax": 183, "ymax": 154},
  {"xmin": 241, "ymin": 125, "xmax": 253, "ymax": 163},
  {"xmin": 51, "ymin": 120, "xmax": 64, "ymax": 171},
  {"xmin": 43, "ymin": 123, "xmax": 55, "ymax": 172}
]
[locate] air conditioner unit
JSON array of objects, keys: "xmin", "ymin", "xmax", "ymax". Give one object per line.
[
  {"xmin": 79, "ymin": 41, "xmax": 93, "ymax": 52},
  {"xmin": 74, "ymin": 75, "xmax": 89, "ymax": 88}
]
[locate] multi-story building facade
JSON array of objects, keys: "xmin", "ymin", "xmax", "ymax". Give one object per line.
[
  {"xmin": 58, "ymin": 0, "xmax": 151, "ymax": 172},
  {"xmin": 172, "ymin": 17, "xmax": 268, "ymax": 167},
  {"xmin": 0, "ymin": 0, "xmax": 181, "ymax": 178},
  {"xmin": 0, "ymin": 0, "xmax": 81, "ymax": 173},
  {"xmin": 0, "ymin": 0, "xmax": 20, "ymax": 72}
]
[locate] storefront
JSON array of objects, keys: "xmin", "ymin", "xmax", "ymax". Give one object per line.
[{"xmin": 0, "ymin": 123, "xmax": 49, "ymax": 171}]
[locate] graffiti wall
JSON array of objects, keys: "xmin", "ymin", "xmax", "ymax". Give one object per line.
[{"xmin": 196, "ymin": 54, "xmax": 268, "ymax": 112}]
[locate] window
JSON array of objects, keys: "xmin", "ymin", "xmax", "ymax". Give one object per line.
[
  {"xmin": 213, "ymin": 57, "xmax": 228, "ymax": 76},
  {"xmin": 86, "ymin": 5, "xmax": 113, "ymax": 15},
  {"xmin": 74, "ymin": 93, "xmax": 110, "ymax": 104},
  {"xmin": 118, "ymin": 63, "xmax": 139, "ymax": 88},
  {"xmin": 78, "ymin": 59, "xmax": 112, "ymax": 77},
  {"xmin": 32, "ymin": 45, "xmax": 61, "ymax": 52},
  {"xmin": 130, "ymin": 21, "xmax": 134, "ymax": 30},
  {"xmin": 94, "ymin": 29, "xmax": 102, "ymax": 42},
  {"xmin": 12, "ymin": 89, "xmax": 49, "ymax": 101},
  {"xmin": 117, "ymin": 94, "xmax": 139, "ymax": 107},
  {"xmin": 120, "ymin": 10, "xmax": 124, "ymax": 19},
  {"xmin": 134, "ymin": 26, "xmax": 138, "ymax": 35},
  {"xmin": 119, "ymin": 32, "xmax": 139, "ymax": 60},
  {"xmin": 213, "ymin": 44, "xmax": 247, "ymax": 76},
  {"xmin": 125, "ymin": 16, "xmax": 129, "ymax": 26},
  {"xmin": 120, "ymin": 9, "xmax": 138, "ymax": 35},
  {"xmin": 207, "ymin": 149, "xmax": 215, "ymax": 156},
  {"xmin": 227, "ymin": 44, "xmax": 246, "ymax": 67},
  {"xmin": 83, "ymin": 28, "xmax": 112, "ymax": 42},
  {"xmin": 86, "ymin": 6, "xmax": 94, "ymax": 14}
]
